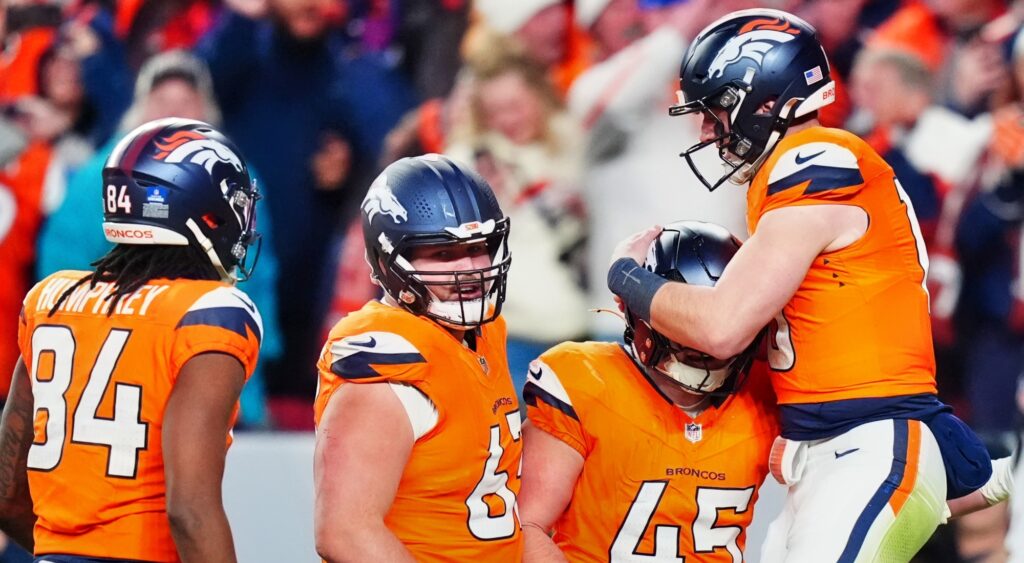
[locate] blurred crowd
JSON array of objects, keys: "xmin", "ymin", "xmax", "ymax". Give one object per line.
[{"xmin": 1, "ymin": 0, "xmax": 1024, "ymax": 558}]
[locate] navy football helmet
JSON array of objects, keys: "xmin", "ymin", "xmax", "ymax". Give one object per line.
[
  {"xmin": 362, "ymin": 154, "xmax": 511, "ymax": 328},
  {"xmin": 624, "ymin": 221, "xmax": 760, "ymax": 395},
  {"xmin": 669, "ymin": 9, "xmax": 835, "ymax": 191},
  {"xmin": 102, "ymin": 118, "xmax": 260, "ymax": 282}
]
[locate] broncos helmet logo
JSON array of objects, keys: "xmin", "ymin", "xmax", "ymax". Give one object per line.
[
  {"xmin": 362, "ymin": 173, "xmax": 408, "ymax": 224},
  {"xmin": 154, "ymin": 131, "xmax": 245, "ymax": 176},
  {"xmin": 708, "ymin": 18, "xmax": 800, "ymax": 80}
]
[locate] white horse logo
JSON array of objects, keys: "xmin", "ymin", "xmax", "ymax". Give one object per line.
[
  {"xmin": 155, "ymin": 131, "xmax": 244, "ymax": 176},
  {"xmin": 362, "ymin": 174, "xmax": 408, "ymax": 224},
  {"xmin": 708, "ymin": 29, "xmax": 798, "ymax": 79}
]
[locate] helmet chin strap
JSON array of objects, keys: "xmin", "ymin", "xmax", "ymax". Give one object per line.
[{"xmin": 185, "ymin": 218, "xmax": 235, "ymax": 283}]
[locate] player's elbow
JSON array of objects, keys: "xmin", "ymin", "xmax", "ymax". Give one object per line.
[
  {"xmin": 701, "ymin": 326, "xmax": 751, "ymax": 361},
  {"xmin": 315, "ymin": 522, "xmax": 364, "ymax": 562},
  {"xmin": 166, "ymin": 501, "xmax": 203, "ymax": 542}
]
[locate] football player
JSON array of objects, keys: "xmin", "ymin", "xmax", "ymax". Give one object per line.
[
  {"xmin": 0, "ymin": 118, "xmax": 263, "ymax": 562},
  {"xmin": 312, "ymin": 155, "xmax": 521, "ymax": 561},
  {"xmin": 520, "ymin": 221, "xmax": 777, "ymax": 562},
  {"xmin": 606, "ymin": 9, "xmax": 1014, "ymax": 562}
]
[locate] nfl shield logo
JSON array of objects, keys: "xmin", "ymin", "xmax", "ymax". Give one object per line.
[
  {"xmin": 477, "ymin": 356, "xmax": 489, "ymax": 374},
  {"xmin": 685, "ymin": 422, "xmax": 703, "ymax": 443}
]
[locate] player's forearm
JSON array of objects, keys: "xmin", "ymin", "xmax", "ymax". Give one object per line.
[
  {"xmin": 650, "ymin": 283, "xmax": 758, "ymax": 359},
  {"xmin": 523, "ymin": 524, "xmax": 569, "ymax": 563},
  {"xmin": 168, "ymin": 505, "xmax": 237, "ymax": 563},
  {"xmin": 316, "ymin": 521, "xmax": 415, "ymax": 563}
]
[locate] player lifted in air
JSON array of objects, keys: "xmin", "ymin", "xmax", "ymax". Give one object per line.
[
  {"xmin": 0, "ymin": 118, "xmax": 263, "ymax": 563},
  {"xmin": 313, "ymin": 155, "xmax": 521, "ymax": 562},
  {"xmin": 520, "ymin": 221, "xmax": 777, "ymax": 562},
  {"xmin": 607, "ymin": 9, "xmax": 1013, "ymax": 562}
]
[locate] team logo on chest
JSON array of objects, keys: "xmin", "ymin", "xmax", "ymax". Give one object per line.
[{"xmin": 685, "ymin": 422, "xmax": 703, "ymax": 443}]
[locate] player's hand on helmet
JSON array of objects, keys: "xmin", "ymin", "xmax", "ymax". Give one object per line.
[
  {"xmin": 311, "ymin": 132, "xmax": 351, "ymax": 192},
  {"xmin": 609, "ymin": 225, "xmax": 663, "ymax": 268}
]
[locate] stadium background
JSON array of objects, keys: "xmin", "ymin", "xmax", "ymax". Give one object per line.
[{"xmin": 0, "ymin": 0, "xmax": 1022, "ymax": 560}]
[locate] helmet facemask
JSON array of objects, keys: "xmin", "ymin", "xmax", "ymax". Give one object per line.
[
  {"xmin": 670, "ymin": 82, "xmax": 784, "ymax": 191},
  {"xmin": 375, "ymin": 220, "xmax": 511, "ymax": 329},
  {"xmin": 183, "ymin": 176, "xmax": 262, "ymax": 284}
]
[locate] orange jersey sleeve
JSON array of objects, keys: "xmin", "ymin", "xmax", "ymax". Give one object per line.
[
  {"xmin": 748, "ymin": 127, "xmax": 936, "ymax": 405},
  {"xmin": 314, "ymin": 301, "xmax": 523, "ymax": 561},
  {"xmin": 19, "ymin": 272, "xmax": 261, "ymax": 562},
  {"xmin": 525, "ymin": 342, "xmax": 778, "ymax": 562}
]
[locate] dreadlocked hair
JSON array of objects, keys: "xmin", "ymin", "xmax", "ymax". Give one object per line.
[{"xmin": 49, "ymin": 244, "xmax": 221, "ymax": 317}]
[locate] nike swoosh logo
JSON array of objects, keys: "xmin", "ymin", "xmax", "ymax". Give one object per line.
[
  {"xmin": 835, "ymin": 448, "xmax": 859, "ymax": 459},
  {"xmin": 795, "ymin": 150, "xmax": 826, "ymax": 165},
  {"xmin": 528, "ymin": 367, "xmax": 543, "ymax": 380},
  {"xmin": 231, "ymin": 293, "xmax": 257, "ymax": 313},
  {"xmin": 347, "ymin": 336, "xmax": 377, "ymax": 348}
]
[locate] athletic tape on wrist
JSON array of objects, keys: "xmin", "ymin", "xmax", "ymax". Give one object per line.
[{"xmin": 607, "ymin": 257, "xmax": 667, "ymax": 323}]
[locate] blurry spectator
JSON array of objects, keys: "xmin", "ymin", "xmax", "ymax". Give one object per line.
[
  {"xmin": 197, "ymin": 0, "xmax": 415, "ymax": 429},
  {"xmin": 0, "ymin": 135, "xmax": 61, "ymax": 406},
  {"xmin": 871, "ymin": 0, "xmax": 1010, "ymax": 117},
  {"xmin": 116, "ymin": 0, "xmax": 219, "ymax": 70},
  {"xmin": 568, "ymin": 0, "xmax": 751, "ymax": 338},
  {"xmin": 0, "ymin": 2, "xmax": 60, "ymax": 102},
  {"xmin": 35, "ymin": 50, "xmax": 283, "ymax": 428},
  {"xmin": 58, "ymin": 5, "xmax": 134, "ymax": 148},
  {"xmin": 448, "ymin": 45, "xmax": 588, "ymax": 391},
  {"xmin": 953, "ymin": 80, "xmax": 1024, "ymax": 433},
  {"xmin": 393, "ymin": 0, "xmax": 470, "ymax": 99},
  {"xmin": 470, "ymin": 0, "xmax": 590, "ymax": 94},
  {"xmin": 848, "ymin": 49, "xmax": 946, "ymax": 240}
]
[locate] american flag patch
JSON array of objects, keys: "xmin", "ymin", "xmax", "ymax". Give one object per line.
[{"xmin": 804, "ymin": 66, "xmax": 824, "ymax": 85}]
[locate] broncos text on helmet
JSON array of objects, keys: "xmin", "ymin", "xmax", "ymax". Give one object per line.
[
  {"xmin": 669, "ymin": 9, "xmax": 835, "ymax": 191},
  {"xmin": 361, "ymin": 154, "xmax": 511, "ymax": 329},
  {"xmin": 624, "ymin": 221, "xmax": 762, "ymax": 396},
  {"xmin": 102, "ymin": 118, "xmax": 261, "ymax": 282}
]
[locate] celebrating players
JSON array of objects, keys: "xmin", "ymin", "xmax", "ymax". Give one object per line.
[
  {"xmin": 520, "ymin": 221, "xmax": 777, "ymax": 562},
  {"xmin": 607, "ymin": 9, "xmax": 1013, "ymax": 562}
]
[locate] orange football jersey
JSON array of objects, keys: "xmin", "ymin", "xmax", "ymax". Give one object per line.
[
  {"xmin": 524, "ymin": 341, "xmax": 778, "ymax": 562},
  {"xmin": 747, "ymin": 126, "xmax": 936, "ymax": 405},
  {"xmin": 314, "ymin": 300, "xmax": 523, "ymax": 561},
  {"xmin": 18, "ymin": 271, "xmax": 262, "ymax": 562}
]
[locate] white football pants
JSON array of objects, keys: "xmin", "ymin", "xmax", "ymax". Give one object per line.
[{"xmin": 761, "ymin": 419, "xmax": 947, "ymax": 563}]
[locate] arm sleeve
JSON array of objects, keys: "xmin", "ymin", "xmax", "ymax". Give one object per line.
[{"xmin": 523, "ymin": 358, "xmax": 589, "ymax": 458}]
